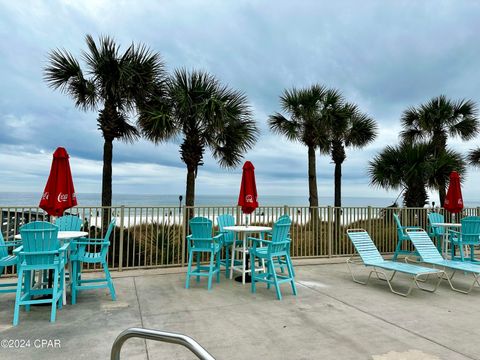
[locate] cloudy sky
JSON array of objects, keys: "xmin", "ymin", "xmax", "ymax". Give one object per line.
[{"xmin": 1, "ymin": 0, "xmax": 480, "ymax": 204}]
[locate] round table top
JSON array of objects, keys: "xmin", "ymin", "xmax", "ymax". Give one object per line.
[
  {"xmin": 431, "ymin": 223, "xmax": 461, "ymax": 227},
  {"xmin": 15, "ymin": 231, "xmax": 88, "ymax": 240},
  {"xmin": 223, "ymin": 225, "xmax": 272, "ymax": 232}
]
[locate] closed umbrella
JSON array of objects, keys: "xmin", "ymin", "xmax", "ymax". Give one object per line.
[
  {"xmin": 237, "ymin": 161, "xmax": 258, "ymax": 223},
  {"xmin": 444, "ymin": 171, "xmax": 463, "ymax": 214},
  {"xmin": 39, "ymin": 147, "xmax": 77, "ymax": 216}
]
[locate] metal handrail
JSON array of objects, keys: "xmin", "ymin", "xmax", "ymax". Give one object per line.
[{"xmin": 110, "ymin": 327, "xmax": 216, "ymax": 360}]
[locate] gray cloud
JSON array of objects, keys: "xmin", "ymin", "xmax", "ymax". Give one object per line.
[{"xmin": 1, "ymin": 0, "xmax": 480, "ymax": 203}]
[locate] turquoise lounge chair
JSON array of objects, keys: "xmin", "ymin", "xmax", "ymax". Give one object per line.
[
  {"xmin": 449, "ymin": 216, "xmax": 480, "ymax": 262},
  {"xmin": 13, "ymin": 222, "xmax": 67, "ymax": 326},
  {"xmin": 406, "ymin": 228, "xmax": 480, "ymax": 294},
  {"xmin": 392, "ymin": 213, "xmax": 420, "ymax": 260},
  {"xmin": 185, "ymin": 217, "xmax": 222, "ymax": 290},
  {"xmin": 249, "ymin": 215, "xmax": 296, "ymax": 300},
  {"xmin": 346, "ymin": 229, "xmax": 444, "ymax": 297}
]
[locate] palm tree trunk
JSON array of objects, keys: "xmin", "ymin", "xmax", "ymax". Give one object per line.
[
  {"xmin": 185, "ymin": 165, "xmax": 196, "ymax": 207},
  {"xmin": 307, "ymin": 145, "xmax": 319, "ymax": 207},
  {"xmin": 102, "ymin": 138, "xmax": 113, "ymax": 231},
  {"xmin": 438, "ymin": 183, "xmax": 446, "ymax": 207},
  {"xmin": 334, "ymin": 161, "xmax": 342, "ymax": 207}
]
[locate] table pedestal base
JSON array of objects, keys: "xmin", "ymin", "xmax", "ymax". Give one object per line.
[{"xmin": 235, "ymin": 274, "xmax": 252, "ymax": 283}]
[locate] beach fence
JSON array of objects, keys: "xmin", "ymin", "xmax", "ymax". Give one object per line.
[{"xmin": 2, "ymin": 205, "xmax": 480, "ymax": 274}]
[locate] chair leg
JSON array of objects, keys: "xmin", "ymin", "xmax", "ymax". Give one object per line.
[
  {"xmin": 216, "ymin": 251, "xmax": 220, "ymax": 283},
  {"xmin": 13, "ymin": 269, "xmax": 23, "ymax": 326},
  {"xmin": 251, "ymin": 253, "xmax": 257, "ymax": 294},
  {"xmin": 270, "ymin": 258, "xmax": 282, "ymax": 300},
  {"xmin": 185, "ymin": 250, "xmax": 193, "ymax": 289},
  {"xmin": 207, "ymin": 252, "xmax": 214, "ymax": 291},
  {"xmin": 224, "ymin": 245, "xmax": 230, "ymax": 278},
  {"xmin": 71, "ymin": 261, "xmax": 77, "ymax": 305},
  {"xmin": 24, "ymin": 270, "xmax": 32, "ymax": 312},
  {"xmin": 58, "ymin": 266, "xmax": 64, "ymax": 310},
  {"xmin": 103, "ymin": 262, "xmax": 116, "ymax": 301},
  {"xmin": 459, "ymin": 245, "xmax": 465, "ymax": 262},
  {"xmin": 50, "ymin": 268, "xmax": 59, "ymax": 323},
  {"xmin": 286, "ymin": 255, "xmax": 297, "ymax": 296},
  {"xmin": 392, "ymin": 239, "xmax": 403, "ymax": 261},
  {"xmin": 196, "ymin": 252, "xmax": 201, "ymax": 283}
]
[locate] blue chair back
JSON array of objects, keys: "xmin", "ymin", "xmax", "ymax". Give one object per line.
[
  {"xmin": 189, "ymin": 217, "xmax": 213, "ymax": 249},
  {"xmin": 55, "ymin": 215, "xmax": 82, "ymax": 231},
  {"xmin": 269, "ymin": 215, "xmax": 292, "ymax": 255},
  {"xmin": 428, "ymin": 212, "xmax": 445, "ymax": 236},
  {"xmin": 19, "ymin": 222, "xmax": 59, "ymax": 266},
  {"xmin": 459, "ymin": 217, "xmax": 480, "ymax": 244},
  {"xmin": 217, "ymin": 214, "xmax": 235, "ymax": 244},
  {"xmin": 346, "ymin": 229, "xmax": 384, "ymax": 265},
  {"xmin": 406, "ymin": 229, "xmax": 445, "ymax": 263}
]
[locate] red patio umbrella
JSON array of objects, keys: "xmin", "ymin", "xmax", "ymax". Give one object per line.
[
  {"xmin": 444, "ymin": 171, "xmax": 463, "ymax": 213},
  {"xmin": 238, "ymin": 161, "xmax": 258, "ymax": 216},
  {"xmin": 39, "ymin": 147, "xmax": 77, "ymax": 216}
]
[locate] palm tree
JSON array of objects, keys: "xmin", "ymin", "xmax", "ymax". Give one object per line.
[
  {"xmin": 44, "ymin": 35, "xmax": 164, "ymax": 215},
  {"xmin": 320, "ymin": 97, "xmax": 378, "ymax": 207},
  {"xmin": 369, "ymin": 142, "xmax": 465, "ymax": 207},
  {"xmin": 138, "ymin": 69, "xmax": 257, "ymax": 207},
  {"xmin": 400, "ymin": 95, "xmax": 478, "ymax": 204},
  {"xmin": 269, "ymin": 85, "xmax": 328, "ymax": 208},
  {"xmin": 468, "ymin": 148, "xmax": 480, "ymax": 167}
]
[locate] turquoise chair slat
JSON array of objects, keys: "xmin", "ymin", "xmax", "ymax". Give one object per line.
[
  {"xmin": 70, "ymin": 218, "xmax": 116, "ymax": 304},
  {"xmin": 346, "ymin": 229, "xmax": 444, "ymax": 296},
  {"xmin": 14, "ymin": 221, "xmax": 65, "ymax": 326},
  {"xmin": 249, "ymin": 215, "xmax": 296, "ymax": 300},
  {"xmin": 55, "ymin": 215, "xmax": 82, "ymax": 231},
  {"xmin": 406, "ymin": 228, "xmax": 480, "ymax": 294}
]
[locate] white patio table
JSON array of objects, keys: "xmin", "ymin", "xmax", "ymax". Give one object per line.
[
  {"xmin": 431, "ymin": 223, "xmax": 461, "ymax": 258},
  {"xmin": 15, "ymin": 231, "xmax": 88, "ymax": 305},
  {"xmin": 223, "ymin": 225, "xmax": 272, "ymax": 284}
]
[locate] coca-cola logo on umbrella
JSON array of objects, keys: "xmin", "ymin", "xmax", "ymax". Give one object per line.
[
  {"xmin": 57, "ymin": 193, "xmax": 68, "ymax": 202},
  {"xmin": 246, "ymin": 195, "xmax": 253, "ymax": 203}
]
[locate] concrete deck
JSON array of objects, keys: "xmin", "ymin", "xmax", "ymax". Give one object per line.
[{"xmin": 0, "ymin": 261, "xmax": 479, "ymax": 360}]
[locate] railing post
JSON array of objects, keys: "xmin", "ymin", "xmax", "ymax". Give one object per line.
[
  {"xmin": 477, "ymin": 207, "xmax": 480, "ymax": 217},
  {"xmin": 181, "ymin": 205, "xmax": 186, "ymax": 267},
  {"xmin": 236, "ymin": 205, "xmax": 241, "ymax": 225},
  {"xmin": 327, "ymin": 206, "xmax": 332, "ymax": 258},
  {"xmin": 367, "ymin": 206, "xmax": 372, "ymax": 234},
  {"xmin": 118, "ymin": 205, "xmax": 125, "ymax": 272},
  {"xmin": 283, "ymin": 205, "xmax": 289, "ymax": 216}
]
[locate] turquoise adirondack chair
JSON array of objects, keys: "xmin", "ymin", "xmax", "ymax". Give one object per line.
[
  {"xmin": 0, "ymin": 232, "xmax": 21, "ymax": 294},
  {"xmin": 266, "ymin": 214, "xmax": 294, "ymax": 275},
  {"xmin": 55, "ymin": 215, "xmax": 82, "ymax": 231},
  {"xmin": 70, "ymin": 219, "xmax": 116, "ymax": 304},
  {"xmin": 428, "ymin": 212, "xmax": 446, "ymax": 252},
  {"xmin": 346, "ymin": 229, "xmax": 444, "ymax": 296},
  {"xmin": 185, "ymin": 217, "xmax": 222, "ymax": 290},
  {"xmin": 13, "ymin": 222, "xmax": 68, "ymax": 326},
  {"xmin": 392, "ymin": 213, "xmax": 420, "ymax": 260},
  {"xmin": 249, "ymin": 215, "xmax": 296, "ymax": 300},
  {"xmin": 216, "ymin": 214, "xmax": 241, "ymax": 278},
  {"xmin": 449, "ymin": 216, "xmax": 480, "ymax": 262}
]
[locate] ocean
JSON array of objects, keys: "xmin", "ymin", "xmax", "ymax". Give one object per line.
[
  {"xmin": 1, "ymin": 192, "xmax": 479, "ymax": 208},
  {"xmin": 0, "ymin": 192, "xmax": 403, "ymax": 207}
]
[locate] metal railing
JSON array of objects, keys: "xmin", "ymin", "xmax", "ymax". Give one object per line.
[
  {"xmin": 2, "ymin": 205, "xmax": 480, "ymax": 274},
  {"xmin": 111, "ymin": 327, "xmax": 216, "ymax": 360}
]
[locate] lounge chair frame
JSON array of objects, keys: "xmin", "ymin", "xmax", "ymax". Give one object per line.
[{"xmin": 346, "ymin": 229, "xmax": 445, "ymax": 297}]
